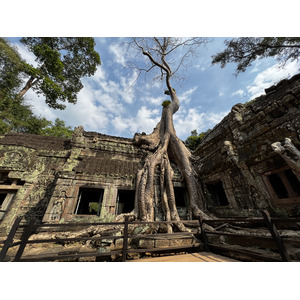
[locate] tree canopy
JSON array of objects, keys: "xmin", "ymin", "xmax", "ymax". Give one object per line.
[
  {"xmin": 40, "ymin": 118, "xmax": 73, "ymax": 138},
  {"xmin": 0, "ymin": 94, "xmax": 73, "ymax": 138},
  {"xmin": 18, "ymin": 37, "xmax": 101, "ymax": 109},
  {"xmin": 0, "ymin": 38, "xmax": 24, "ymax": 99},
  {"xmin": 0, "ymin": 38, "xmax": 74, "ymax": 138},
  {"xmin": 185, "ymin": 129, "xmax": 211, "ymax": 151},
  {"xmin": 212, "ymin": 37, "xmax": 300, "ymax": 74},
  {"xmin": 129, "ymin": 37, "xmax": 210, "ymax": 88}
]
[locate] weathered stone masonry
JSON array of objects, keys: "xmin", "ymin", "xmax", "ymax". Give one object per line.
[
  {"xmin": 1, "ymin": 73, "xmax": 300, "ymax": 237},
  {"xmin": 194, "ymin": 73, "xmax": 300, "ymax": 218}
]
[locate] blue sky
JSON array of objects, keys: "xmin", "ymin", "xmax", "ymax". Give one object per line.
[
  {"xmin": 2, "ymin": 0, "xmax": 299, "ymax": 294},
  {"xmin": 3, "ymin": 1, "xmax": 300, "ymax": 140},
  {"xmin": 8, "ymin": 37, "xmax": 300, "ymax": 140}
]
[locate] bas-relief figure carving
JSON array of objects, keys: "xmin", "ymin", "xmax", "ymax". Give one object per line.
[{"xmin": 50, "ymin": 191, "xmax": 66, "ymax": 221}]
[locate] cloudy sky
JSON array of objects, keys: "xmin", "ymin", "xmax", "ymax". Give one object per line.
[
  {"xmin": 3, "ymin": 1, "xmax": 300, "ymax": 142},
  {"xmin": 8, "ymin": 36, "xmax": 299, "ymax": 140},
  {"xmin": 2, "ymin": 0, "xmax": 299, "ymax": 295}
]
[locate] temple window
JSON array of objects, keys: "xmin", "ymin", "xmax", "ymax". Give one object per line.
[
  {"xmin": 174, "ymin": 187, "xmax": 188, "ymax": 218},
  {"xmin": 116, "ymin": 190, "xmax": 135, "ymax": 215},
  {"xmin": 74, "ymin": 188, "xmax": 104, "ymax": 216},
  {"xmin": 174, "ymin": 187, "xmax": 188, "ymax": 208},
  {"xmin": 206, "ymin": 181, "xmax": 229, "ymax": 207},
  {"xmin": 0, "ymin": 175, "xmax": 22, "ymax": 221},
  {"xmin": 263, "ymin": 168, "xmax": 300, "ymax": 205}
]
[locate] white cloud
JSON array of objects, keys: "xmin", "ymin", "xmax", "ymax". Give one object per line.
[
  {"xmin": 135, "ymin": 106, "xmax": 160, "ymax": 133},
  {"xmin": 174, "ymin": 108, "xmax": 205, "ymax": 138},
  {"xmin": 179, "ymin": 87, "xmax": 197, "ymax": 104},
  {"xmin": 90, "ymin": 67, "xmax": 136, "ymax": 105},
  {"xmin": 194, "ymin": 64, "xmax": 206, "ymax": 71},
  {"xmin": 112, "ymin": 106, "xmax": 161, "ymax": 136},
  {"xmin": 231, "ymin": 89, "xmax": 246, "ymax": 98},
  {"xmin": 218, "ymin": 91, "xmax": 224, "ymax": 97},
  {"xmin": 23, "ymin": 90, "xmax": 57, "ymax": 120},
  {"xmin": 109, "ymin": 43, "xmax": 127, "ymax": 66},
  {"xmin": 13, "ymin": 42, "xmax": 38, "ymax": 67},
  {"xmin": 142, "ymin": 95, "xmax": 165, "ymax": 106},
  {"xmin": 173, "ymin": 107, "xmax": 229, "ymax": 139},
  {"xmin": 90, "ymin": 67, "xmax": 107, "ymax": 83},
  {"xmin": 247, "ymin": 60, "xmax": 299, "ymax": 99},
  {"xmin": 60, "ymin": 88, "xmax": 109, "ymax": 132},
  {"xmin": 204, "ymin": 111, "xmax": 229, "ymax": 125},
  {"xmin": 112, "ymin": 116, "xmax": 132, "ymax": 133}
]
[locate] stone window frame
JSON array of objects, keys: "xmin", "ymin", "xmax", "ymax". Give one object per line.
[
  {"xmin": 204, "ymin": 178, "xmax": 230, "ymax": 208},
  {"xmin": 115, "ymin": 187, "xmax": 136, "ymax": 215},
  {"xmin": 73, "ymin": 186, "xmax": 105, "ymax": 216},
  {"xmin": 0, "ymin": 179, "xmax": 22, "ymax": 221},
  {"xmin": 262, "ymin": 166, "xmax": 300, "ymax": 206},
  {"xmin": 0, "ymin": 191, "xmax": 16, "ymax": 221}
]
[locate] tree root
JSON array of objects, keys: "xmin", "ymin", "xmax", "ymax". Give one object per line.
[{"xmin": 121, "ymin": 102, "xmax": 213, "ymax": 233}]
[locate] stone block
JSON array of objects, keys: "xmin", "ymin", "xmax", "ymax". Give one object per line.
[
  {"xmin": 155, "ymin": 239, "xmax": 170, "ymax": 248},
  {"xmin": 169, "ymin": 238, "xmax": 193, "ymax": 247},
  {"xmin": 138, "ymin": 239, "xmax": 155, "ymax": 249}
]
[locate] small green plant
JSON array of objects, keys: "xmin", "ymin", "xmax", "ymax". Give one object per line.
[{"xmin": 162, "ymin": 100, "xmax": 171, "ymax": 107}]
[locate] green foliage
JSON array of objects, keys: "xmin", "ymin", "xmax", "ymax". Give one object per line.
[
  {"xmin": 0, "ymin": 95, "xmax": 51, "ymax": 135},
  {"xmin": 0, "ymin": 38, "xmax": 24, "ymax": 98},
  {"xmin": 20, "ymin": 37, "xmax": 101, "ymax": 109},
  {"xmin": 212, "ymin": 37, "xmax": 300, "ymax": 75},
  {"xmin": 88, "ymin": 202, "xmax": 99, "ymax": 214},
  {"xmin": 0, "ymin": 96, "xmax": 73, "ymax": 138},
  {"xmin": 0, "ymin": 38, "xmax": 74, "ymax": 138},
  {"xmin": 185, "ymin": 129, "xmax": 211, "ymax": 151},
  {"xmin": 41, "ymin": 118, "xmax": 73, "ymax": 138},
  {"xmin": 162, "ymin": 100, "xmax": 171, "ymax": 107}
]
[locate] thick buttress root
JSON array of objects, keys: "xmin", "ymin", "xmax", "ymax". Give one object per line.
[{"xmin": 117, "ymin": 104, "xmax": 212, "ymax": 232}]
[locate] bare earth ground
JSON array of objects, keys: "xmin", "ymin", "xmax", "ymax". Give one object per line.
[{"xmin": 130, "ymin": 252, "xmax": 238, "ymax": 262}]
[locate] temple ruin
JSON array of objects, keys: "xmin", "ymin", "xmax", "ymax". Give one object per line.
[{"xmin": 1, "ymin": 73, "xmax": 300, "ymax": 261}]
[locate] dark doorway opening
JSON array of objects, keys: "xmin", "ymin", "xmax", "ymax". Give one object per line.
[
  {"xmin": 0, "ymin": 193, "xmax": 6, "ymax": 207},
  {"xmin": 174, "ymin": 187, "xmax": 188, "ymax": 218},
  {"xmin": 116, "ymin": 190, "xmax": 135, "ymax": 215},
  {"xmin": 284, "ymin": 169, "xmax": 300, "ymax": 196},
  {"xmin": 207, "ymin": 181, "xmax": 229, "ymax": 206},
  {"xmin": 266, "ymin": 168, "xmax": 300, "ymax": 199},
  {"xmin": 174, "ymin": 187, "xmax": 187, "ymax": 208},
  {"xmin": 75, "ymin": 188, "xmax": 104, "ymax": 216},
  {"xmin": 268, "ymin": 173, "xmax": 288, "ymax": 199}
]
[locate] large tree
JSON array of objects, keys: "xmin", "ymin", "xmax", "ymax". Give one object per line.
[
  {"xmin": 0, "ymin": 38, "xmax": 74, "ymax": 137},
  {"xmin": 212, "ymin": 37, "xmax": 300, "ymax": 74},
  {"xmin": 0, "ymin": 38, "xmax": 23, "ymax": 99},
  {"xmin": 119, "ymin": 38, "xmax": 212, "ymax": 231},
  {"xmin": 18, "ymin": 37, "xmax": 101, "ymax": 109},
  {"xmin": 0, "ymin": 38, "xmax": 47, "ymax": 134}
]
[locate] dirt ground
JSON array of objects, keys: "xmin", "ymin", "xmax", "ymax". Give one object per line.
[{"xmin": 130, "ymin": 252, "xmax": 238, "ymax": 262}]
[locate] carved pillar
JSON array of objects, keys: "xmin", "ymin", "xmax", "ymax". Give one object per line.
[
  {"xmin": 223, "ymin": 140, "xmax": 271, "ymax": 208},
  {"xmin": 271, "ymin": 138, "xmax": 300, "ymax": 180}
]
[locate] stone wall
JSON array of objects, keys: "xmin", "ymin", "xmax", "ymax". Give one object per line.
[
  {"xmin": 0, "ymin": 126, "xmax": 186, "ymax": 236},
  {"xmin": 1, "ymin": 73, "xmax": 300, "ymax": 237},
  {"xmin": 194, "ymin": 73, "xmax": 300, "ymax": 217}
]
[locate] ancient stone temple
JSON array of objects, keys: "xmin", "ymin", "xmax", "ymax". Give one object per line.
[
  {"xmin": 194, "ymin": 73, "xmax": 300, "ymax": 218},
  {"xmin": 1, "ymin": 73, "xmax": 300, "ymax": 238}
]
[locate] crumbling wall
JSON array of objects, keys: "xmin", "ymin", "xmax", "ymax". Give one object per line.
[
  {"xmin": 1, "ymin": 74, "xmax": 300, "ymax": 237},
  {"xmin": 194, "ymin": 73, "xmax": 300, "ymax": 217},
  {"xmin": 0, "ymin": 134, "xmax": 70, "ymax": 235}
]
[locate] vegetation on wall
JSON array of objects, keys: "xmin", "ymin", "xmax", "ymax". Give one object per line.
[{"xmin": 185, "ymin": 129, "xmax": 211, "ymax": 151}]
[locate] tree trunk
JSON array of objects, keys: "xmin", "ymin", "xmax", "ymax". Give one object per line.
[
  {"xmin": 17, "ymin": 76, "xmax": 38, "ymax": 98},
  {"xmin": 117, "ymin": 89, "xmax": 212, "ymax": 232}
]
